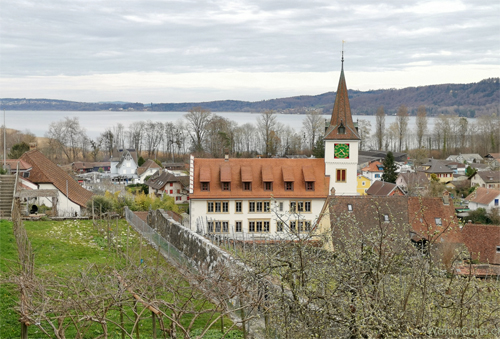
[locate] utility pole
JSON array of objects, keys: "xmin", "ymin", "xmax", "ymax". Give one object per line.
[{"xmin": 3, "ymin": 109, "xmax": 6, "ymax": 170}]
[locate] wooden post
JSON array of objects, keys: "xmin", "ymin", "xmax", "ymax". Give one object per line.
[
  {"xmin": 21, "ymin": 323, "xmax": 28, "ymax": 339},
  {"xmin": 120, "ymin": 303, "xmax": 125, "ymax": 339},
  {"xmin": 134, "ymin": 302, "xmax": 140, "ymax": 339},
  {"xmin": 240, "ymin": 298, "xmax": 247, "ymax": 339},
  {"xmin": 220, "ymin": 314, "xmax": 224, "ymax": 333},
  {"xmin": 152, "ymin": 311, "xmax": 157, "ymax": 339}
]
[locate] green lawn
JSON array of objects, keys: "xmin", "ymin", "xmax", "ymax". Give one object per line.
[{"xmin": 0, "ymin": 218, "xmax": 241, "ymax": 339}]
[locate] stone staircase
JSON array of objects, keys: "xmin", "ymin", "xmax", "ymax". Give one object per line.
[{"xmin": 0, "ymin": 175, "xmax": 16, "ymax": 219}]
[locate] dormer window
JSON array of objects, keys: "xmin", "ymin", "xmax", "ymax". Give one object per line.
[
  {"xmin": 383, "ymin": 214, "xmax": 389, "ymax": 222},
  {"xmin": 201, "ymin": 182, "xmax": 210, "ymax": 191},
  {"xmin": 305, "ymin": 181, "xmax": 314, "ymax": 191},
  {"xmin": 222, "ymin": 182, "xmax": 230, "ymax": 191},
  {"xmin": 243, "ymin": 182, "xmax": 252, "ymax": 191},
  {"xmin": 285, "ymin": 182, "xmax": 294, "ymax": 191},
  {"xmin": 338, "ymin": 121, "xmax": 345, "ymax": 134},
  {"xmin": 347, "ymin": 204, "xmax": 353, "ymax": 211},
  {"xmin": 264, "ymin": 182, "xmax": 273, "ymax": 191}
]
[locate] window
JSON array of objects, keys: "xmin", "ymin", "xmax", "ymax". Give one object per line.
[
  {"xmin": 277, "ymin": 221, "xmax": 284, "ymax": 232},
  {"xmin": 362, "ymin": 181, "xmax": 365, "ymax": 186},
  {"xmin": 201, "ymin": 182, "xmax": 209, "ymax": 191},
  {"xmin": 374, "ymin": 174, "xmax": 380, "ymax": 178},
  {"xmin": 305, "ymin": 182, "xmax": 314, "ymax": 191},
  {"xmin": 127, "ymin": 162, "xmax": 131, "ymax": 168},
  {"xmin": 347, "ymin": 204, "xmax": 353, "ymax": 211},
  {"xmin": 336, "ymin": 169, "xmax": 346, "ymax": 183},
  {"xmin": 285, "ymin": 182, "xmax": 294, "ymax": 191},
  {"xmin": 290, "ymin": 201, "xmax": 311, "ymax": 213},
  {"xmin": 497, "ymin": 246, "xmax": 500, "ymax": 253},
  {"xmin": 383, "ymin": 214, "xmax": 389, "ymax": 222},
  {"xmin": 264, "ymin": 182, "xmax": 273, "ymax": 191},
  {"xmin": 236, "ymin": 221, "xmax": 242, "ymax": 232},
  {"xmin": 249, "ymin": 200, "xmax": 271, "ymax": 213},
  {"xmin": 279, "ymin": 202, "xmax": 283, "ymax": 212},
  {"xmin": 177, "ymin": 189, "xmax": 180, "ymax": 194},
  {"xmin": 215, "ymin": 221, "xmax": 221, "ymax": 232},
  {"xmin": 495, "ymin": 199, "xmax": 499, "ymax": 207},
  {"xmin": 122, "ymin": 169, "xmax": 126, "ymax": 174},
  {"xmin": 235, "ymin": 201, "xmax": 242, "ymax": 213},
  {"xmin": 249, "ymin": 220, "xmax": 270, "ymax": 232},
  {"xmin": 298, "ymin": 221, "xmax": 311, "ymax": 232},
  {"xmin": 176, "ymin": 196, "xmax": 181, "ymax": 201},
  {"xmin": 435, "ymin": 218, "xmax": 442, "ymax": 226},
  {"xmin": 170, "ymin": 183, "xmax": 173, "ymax": 187},
  {"xmin": 290, "ymin": 221, "xmax": 296, "ymax": 231},
  {"xmin": 208, "ymin": 221, "xmax": 213, "ymax": 232},
  {"xmin": 207, "ymin": 201, "xmax": 228, "ymax": 213},
  {"xmin": 243, "ymin": 182, "xmax": 252, "ymax": 191},
  {"xmin": 170, "ymin": 190, "xmax": 173, "ymax": 194},
  {"xmin": 222, "ymin": 182, "xmax": 230, "ymax": 191},
  {"xmin": 222, "ymin": 221, "xmax": 229, "ymax": 233}
]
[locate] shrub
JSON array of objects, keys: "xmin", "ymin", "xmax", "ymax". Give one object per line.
[{"xmin": 87, "ymin": 195, "xmax": 113, "ymax": 216}]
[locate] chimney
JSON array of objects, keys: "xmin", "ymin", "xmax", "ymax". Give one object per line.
[
  {"xmin": 442, "ymin": 190, "xmax": 450, "ymax": 205},
  {"xmin": 330, "ymin": 187, "xmax": 336, "ymax": 196},
  {"xmin": 29, "ymin": 142, "xmax": 37, "ymax": 151},
  {"xmin": 224, "ymin": 148, "xmax": 229, "ymax": 161}
]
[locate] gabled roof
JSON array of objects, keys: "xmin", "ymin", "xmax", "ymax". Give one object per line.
[
  {"xmin": 137, "ymin": 159, "xmax": 161, "ymax": 176},
  {"xmin": 328, "ymin": 195, "xmax": 461, "ymax": 243},
  {"xmin": 366, "ymin": 180, "xmax": 405, "ymax": 196},
  {"xmin": 361, "ymin": 160, "xmax": 384, "ymax": 173},
  {"xmin": 4, "ymin": 159, "xmax": 32, "ymax": 171},
  {"xmin": 324, "ymin": 62, "xmax": 360, "ymax": 141},
  {"xmin": 462, "ymin": 224, "xmax": 500, "ymax": 265},
  {"xmin": 474, "ymin": 170, "xmax": 500, "ymax": 183},
  {"xmin": 19, "ymin": 150, "xmax": 93, "ymax": 208},
  {"xmin": 465, "ymin": 187, "xmax": 500, "ymax": 205},
  {"xmin": 397, "ymin": 172, "xmax": 429, "ymax": 186},
  {"xmin": 191, "ymin": 158, "xmax": 329, "ymax": 199},
  {"xmin": 425, "ymin": 159, "xmax": 454, "ymax": 173}
]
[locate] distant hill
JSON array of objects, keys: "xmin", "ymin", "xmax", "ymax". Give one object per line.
[{"xmin": 1, "ymin": 78, "xmax": 498, "ymax": 117}]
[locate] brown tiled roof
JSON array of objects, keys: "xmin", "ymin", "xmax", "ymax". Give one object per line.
[
  {"xmin": 262, "ymin": 166, "xmax": 273, "ymax": 182},
  {"xmin": 324, "ymin": 64, "xmax": 360, "ymax": 141},
  {"xmin": 328, "ymin": 195, "xmax": 461, "ymax": 244},
  {"xmin": 137, "ymin": 159, "xmax": 161, "ymax": 176},
  {"xmin": 220, "ymin": 164, "xmax": 231, "ymax": 182},
  {"xmin": 366, "ymin": 181, "xmax": 405, "ymax": 196},
  {"xmin": 4, "ymin": 159, "xmax": 32, "ymax": 171},
  {"xmin": 462, "ymin": 224, "xmax": 500, "ymax": 265},
  {"xmin": 361, "ymin": 160, "xmax": 383, "ymax": 173},
  {"xmin": 302, "ymin": 166, "xmax": 315, "ymax": 182},
  {"xmin": 475, "ymin": 170, "xmax": 500, "ymax": 184},
  {"xmin": 398, "ymin": 172, "xmax": 429, "ymax": 186},
  {"xmin": 425, "ymin": 159, "xmax": 453, "ymax": 174},
  {"xmin": 465, "ymin": 187, "xmax": 500, "ymax": 205},
  {"xmin": 19, "ymin": 150, "xmax": 93, "ymax": 208},
  {"xmin": 146, "ymin": 171, "xmax": 181, "ymax": 190},
  {"xmin": 191, "ymin": 158, "xmax": 330, "ymax": 199}
]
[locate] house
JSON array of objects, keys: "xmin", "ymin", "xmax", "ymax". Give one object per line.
[
  {"xmin": 72, "ymin": 161, "xmax": 111, "ymax": 174},
  {"xmin": 396, "ymin": 172, "xmax": 429, "ymax": 194},
  {"xmin": 444, "ymin": 162, "xmax": 466, "ymax": 176},
  {"xmin": 470, "ymin": 170, "xmax": 500, "ymax": 189},
  {"xmin": 361, "ymin": 160, "xmax": 384, "ymax": 182},
  {"xmin": 446, "ymin": 153, "xmax": 483, "ymax": 164},
  {"xmin": 189, "ymin": 58, "xmax": 360, "ymax": 237},
  {"xmin": 318, "ymin": 191, "xmax": 463, "ymax": 253},
  {"xmin": 110, "ymin": 149, "xmax": 139, "ymax": 183},
  {"xmin": 19, "ymin": 150, "xmax": 93, "ymax": 216},
  {"xmin": 464, "ymin": 187, "xmax": 500, "ymax": 213},
  {"xmin": 137, "ymin": 159, "xmax": 161, "ymax": 184},
  {"xmin": 356, "ymin": 174, "xmax": 371, "ymax": 195},
  {"xmin": 146, "ymin": 170, "xmax": 189, "ymax": 204},
  {"xmin": 462, "ymin": 223, "xmax": 500, "ymax": 265},
  {"xmin": 2, "ymin": 159, "xmax": 32, "ymax": 175},
  {"xmin": 422, "ymin": 159, "xmax": 454, "ymax": 183},
  {"xmin": 365, "ymin": 180, "xmax": 405, "ymax": 196},
  {"xmin": 484, "ymin": 153, "xmax": 500, "ymax": 170}
]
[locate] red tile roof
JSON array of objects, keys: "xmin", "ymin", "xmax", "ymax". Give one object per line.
[
  {"xmin": 462, "ymin": 224, "xmax": 500, "ymax": 265},
  {"xmin": 4, "ymin": 159, "xmax": 32, "ymax": 171},
  {"xmin": 366, "ymin": 181, "xmax": 405, "ymax": 196},
  {"xmin": 191, "ymin": 158, "xmax": 330, "ymax": 199},
  {"xmin": 137, "ymin": 159, "xmax": 161, "ymax": 176},
  {"xmin": 20, "ymin": 150, "xmax": 93, "ymax": 208},
  {"xmin": 361, "ymin": 160, "xmax": 383, "ymax": 172}
]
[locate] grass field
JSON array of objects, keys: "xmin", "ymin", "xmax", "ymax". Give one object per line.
[{"xmin": 0, "ymin": 218, "xmax": 242, "ymax": 339}]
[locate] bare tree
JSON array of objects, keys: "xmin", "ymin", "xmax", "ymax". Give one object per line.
[
  {"xmin": 396, "ymin": 105, "xmax": 409, "ymax": 152},
  {"xmin": 416, "ymin": 105, "xmax": 427, "ymax": 149},
  {"xmin": 45, "ymin": 117, "xmax": 87, "ymax": 162},
  {"xmin": 143, "ymin": 121, "xmax": 164, "ymax": 158},
  {"xmin": 100, "ymin": 129, "xmax": 114, "ymax": 158},
  {"xmin": 302, "ymin": 110, "xmax": 324, "ymax": 152},
  {"xmin": 185, "ymin": 107, "xmax": 212, "ymax": 153},
  {"xmin": 127, "ymin": 121, "xmax": 145, "ymax": 155},
  {"xmin": 257, "ymin": 110, "xmax": 280, "ymax": 157},
  {"xmin": 357, "ymin": 119, "xmax": 371, "ymax": 151},
  {"xmin": 375, "ymin": 105, "xmax": 385, "ymax": 150},
  {"xmin": 112, "ymin": 123, "xmax": 125, "ymax": 150}
]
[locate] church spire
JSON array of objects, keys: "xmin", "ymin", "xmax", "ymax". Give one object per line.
[{"xmin": 324, "ymin": 47, "xmax": 360, "ymax": 141}]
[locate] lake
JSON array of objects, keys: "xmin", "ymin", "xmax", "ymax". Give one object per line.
[{"xmin": 3, "ymin": 110, "xmax": 454, "ymax": 139}]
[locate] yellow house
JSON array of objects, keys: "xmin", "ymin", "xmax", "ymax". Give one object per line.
[
  {"xmin": 357, "ymin": 174, "xmax": 371, "ymax": 195},
  {"xmin": 423, "ymin": 159, "xmax": 454, "ymax": 183}
]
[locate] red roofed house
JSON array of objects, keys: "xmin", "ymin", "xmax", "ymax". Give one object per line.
[
  {"xmin": 365, "ymin": 180, "xmax": 405, "ymax": 196},
  {"xmin": 137, "ymin": 159, "xmax": 162, "ymax": 184},
  {"xmin": 361, "ymin": 160, "xmax": 384, "ymax": 183},
  {"xmin": 462, "ymin": 223, "xmax": 500, "ymax": 265},
  {"xmin": 189, "ymin": 58, "xmax": 360, "ymax": 237},
  {"xmin": 19, "ymin": 150, "xmax": 93, "ymax": 216}
]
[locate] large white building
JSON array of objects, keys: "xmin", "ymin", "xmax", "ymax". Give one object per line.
[{"xmin": 189, "ymin": 60, "xmax": 360, "ymax": 238}]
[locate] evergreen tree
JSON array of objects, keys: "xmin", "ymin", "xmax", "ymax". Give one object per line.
[
  {"xmin": 8, "ymin": 142, "xmax": 30, "ymax": 159},
  {"xmin": 137, "ymin": 156, "xmax": 145, "ymax": 166},
  {"xmin": 382, "ymin": 151, "xmax": 398, "ymax": 183},
  {"xmin": 312, "ymin": 137, "xmax": 325, "ymax": 158}
]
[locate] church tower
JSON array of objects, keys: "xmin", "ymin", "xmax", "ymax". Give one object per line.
[{"xmin": 324, "ymin": 53, "xmax": 360, "ymax": 195}]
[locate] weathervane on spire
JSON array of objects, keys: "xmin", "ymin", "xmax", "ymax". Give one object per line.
[{"xmin": 341, "ymin": 40, "xmax": 345, "ymax": 66}]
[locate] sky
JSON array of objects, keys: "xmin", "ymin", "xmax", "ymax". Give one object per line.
[{"xmin": 1, "ymin": 0, "xmax": 499, "ymax": 103}]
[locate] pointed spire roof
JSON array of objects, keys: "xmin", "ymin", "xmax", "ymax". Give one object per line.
[{"xmin": 324, "ymin": 58, "xmax": 360, "ymax": 141}]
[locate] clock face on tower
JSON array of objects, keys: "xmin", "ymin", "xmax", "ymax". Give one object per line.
[{"xmin": 334, "ymin": 143, "xmax": 350, "ymax": 159}]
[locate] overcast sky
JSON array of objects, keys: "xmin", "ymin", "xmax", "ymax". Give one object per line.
[{"xmin": 1, "ymin": 0, "xmax": 499, "ymax": 103}]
